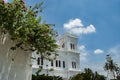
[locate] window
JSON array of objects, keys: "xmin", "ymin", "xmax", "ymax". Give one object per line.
[
  {"xmin": 63, "ymin": 61, "xmax": 65, "ymax": 68},
  {"xmin": 70, "ymin": 43, "xmax": 75, "ymax": 50},
  {"xmin": 38, "ymin": 57, "xmax": 44, "ymax": 65},
  {"xmin": 70, "ymin": 43, "xmax": 72, "ymax": 49},
  {"xmin": 59, "ymin": 60, "xmax": 61, "ymax": 67},
  {"xmin": 73, "ymin": 44, "xmax": 75, "ymax": 50},
  {"xmin": 72, "ymin": 61, "xmax": 76, "ymax": 68},
  {"xmin": 37, "ymin": 57, "xmax": 40, "ymax": 65},
  {"xmin": 56, "ymin": 60, "xmax": 61, "ymax": 67},
  {"xmin": 41, "ymin": 57, "xmax": 43, "ymax": 65},
  {"xmin": 51, "ymin": 61, "xmax": 53, "ymax": 66},
  {"xmin": 62, "ymin": 43, "xmax": 65, "ymax": 48},
  {"xmin": 56, "ymin": 60, "xmax": 58, "ymax": 67},
  {"xmin": 72, "ymin": 62, "xmax": 74, "ymax": 68},
  {"xmin": 74, "ymin": 62, "xmax": 76, "ymax": 68}
]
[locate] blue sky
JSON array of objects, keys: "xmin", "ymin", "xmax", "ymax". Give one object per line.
[
  {"xmin": 7, "ymin": 0, "xmax": 120, "ymax": 75},
  {"xmin": 41, "ymin": 0, "xmax": 120, "ymax": 74},
  {"xmin": 29, "ymin": 0, "xmax": 120, "ymax": 75}
]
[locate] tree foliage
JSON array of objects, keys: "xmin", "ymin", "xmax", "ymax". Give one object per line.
[
  {"xmin": 0, "ymin": 0, "xmax": 58, "ymax": 59},
  {"xmin": 32, "ymin": 74, "xmax": 64, "ymax": 80},
  {"xmin": 70, "ymin": 68, "xmax": 106, "ymax": 80}
]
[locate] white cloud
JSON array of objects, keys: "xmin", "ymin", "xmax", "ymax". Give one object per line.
[
  {"xmin": 88, "ymin": 45, "xmax": 120, "ymax": 76},
  {"xmin": 79, "ymin": 45, "xmax": 120, "ymax": 76},
  {"xmin": 94, "ymin": 49, "xmax": 104, "ymax": 54},
  {"xmin": 108, "ymin": 45, "xmax": 120, "ymax": 66},
  {"xmin": 79, "ymin": 45, "xmax": 85, "ymax": 50},
  {"xmin": 84, "ymin": 25, "xmax": 96, "ymax": 34},
  {"xmin": 64, "ymin": 18, "xmax": 83, "ymax": 29},
  {"xmin": 79, "ymin": 46, "xmax": 107, "ymax": 76},
  {"xmin": 79, "ymin": 45, "xmax": 88, "ymax": 62},
  {"xmin": 63, "ymin": 18, "xmax": 96, "ymax": 35}
]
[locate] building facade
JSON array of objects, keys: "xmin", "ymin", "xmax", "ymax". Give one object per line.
[{"xmin": 32, "ymin": 33, "xmax": 80, "ymax": 79}]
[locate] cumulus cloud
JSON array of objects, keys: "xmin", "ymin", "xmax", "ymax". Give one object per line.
[
  {"xmin": 94, "ymin": 49, "xmax": 104, "ymax": 54},
  {"xmin": 63, "ymin": 18, "xmax": 96, "ymax": 35},
  {"xmin": 64, "ymin": 18, "xmax": 83, "ymax": 29}
]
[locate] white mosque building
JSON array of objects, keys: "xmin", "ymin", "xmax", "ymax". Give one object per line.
[{"xmin": 32, "ymin": 33, "xmax": 80, "ymax": 79}]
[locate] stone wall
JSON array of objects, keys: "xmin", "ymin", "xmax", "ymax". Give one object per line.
[{"xmin": 0, "ymin": 33, "xmax": 32, "ymax": 80}]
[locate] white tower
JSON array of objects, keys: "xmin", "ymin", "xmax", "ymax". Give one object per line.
[
  {"xmin": 32, "ymin": 33, "xmax": 80, "ymax": 79},
  {"xmin": 59, "ymin": 33, "xmax": 80, "ymax": 68},
  {"xmin": 59, "ymin": 33, "xmax": 80, "ymax": 79}
]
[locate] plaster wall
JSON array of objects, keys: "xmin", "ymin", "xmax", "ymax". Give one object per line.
[{"xmin": 0, "ymin": 33, "xmax": 32, "ymax": 80}]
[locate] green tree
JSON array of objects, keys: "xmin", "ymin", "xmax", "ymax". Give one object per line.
[
  {"xmin": 83, "ymin": 68, "xmax": 94, "ymax": 80},
  {"xmin": 70, "ymin": 73, "xmax": 83, "ymax": 80},
  {"xmin": 0, "ymin": 0, "xmax": 58, "ymax": 59},
  {"xmin": 32, "ymin": 74, "xmax": 64, "ymax": 80},
  {"xmin": 70, "ymin": 68, "xmax": 106, "ymax": 80},
  {"xmin": 93, "ymin": 71, "xmax": 106, "ymax": 80}
]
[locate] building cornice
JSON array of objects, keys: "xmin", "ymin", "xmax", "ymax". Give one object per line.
[{"xmin": 56, "ymin": 49, "xmax": 80, "ymax": 54}]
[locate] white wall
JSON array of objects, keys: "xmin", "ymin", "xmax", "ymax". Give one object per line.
[
  {"xmin": 32, "ymin": 50, "xmax": 80, "ymax": 80},
  {"xmin": 0, "ymin": 33, "xmax": 32, "ymax": 80}
]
